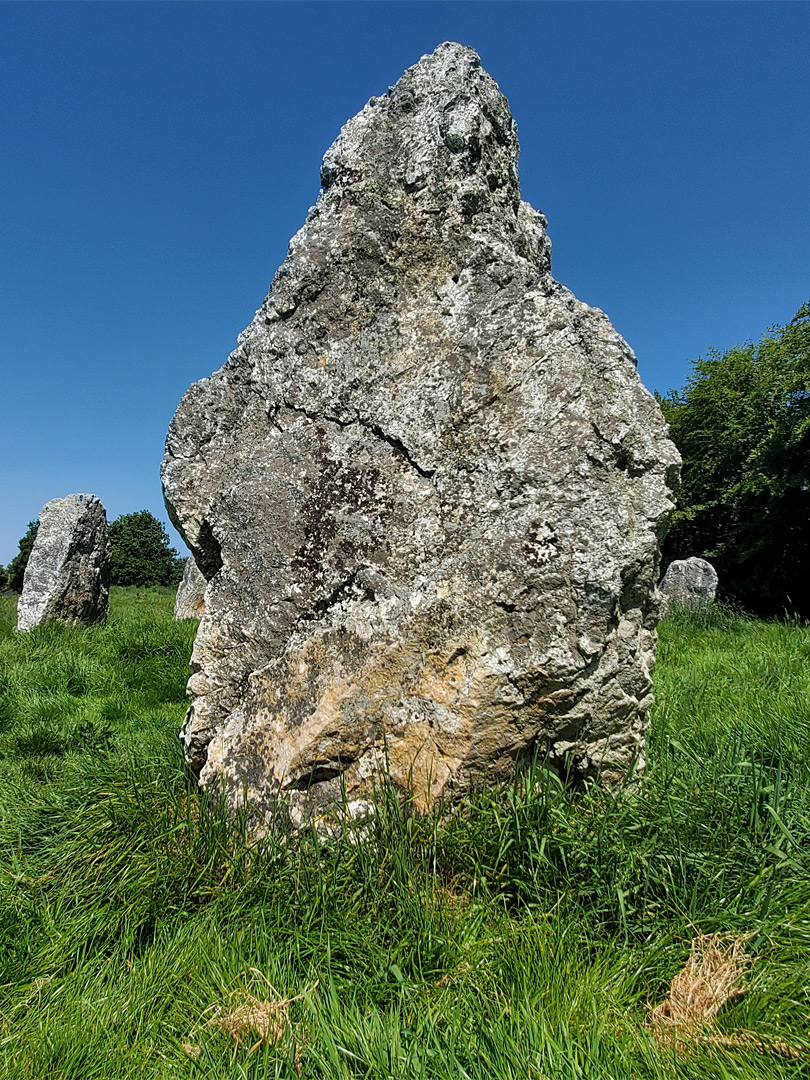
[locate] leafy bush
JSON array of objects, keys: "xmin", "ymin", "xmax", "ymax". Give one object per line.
[
  {"xmin": 108, "ymin": 510, "xmax": 185, "ymax": 587},
  {"xmin": 5, "ymin": 519, "xmax": 39, "ymax": 592},
  {"xmin": 661, "ymin": 301, "xmax": 810, "ymax": 616}
]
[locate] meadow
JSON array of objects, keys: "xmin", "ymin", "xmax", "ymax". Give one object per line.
[{"xmin": 1, "ymin": 588, "xmax": 809, "ymax": 1079}]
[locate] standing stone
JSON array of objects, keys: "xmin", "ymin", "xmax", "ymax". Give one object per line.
[
  {"xmin": 174, "ymin": 557, "xmax": 207, "ymax": 620},
  {"xmin": 162, "ymin": 43, "xmax": 680, "ymax": 828},
  {"xmin": 17, "ymin": 494, "xmax": 110, "ymax": 631},
  {"xmin": 660, "ymin": 557, "xmax": 718, "ymax": 612}
]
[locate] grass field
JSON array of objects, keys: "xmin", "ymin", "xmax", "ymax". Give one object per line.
[{"xmin": 1, "ymin": 588, "xmax": 809, "ymax": 1078}]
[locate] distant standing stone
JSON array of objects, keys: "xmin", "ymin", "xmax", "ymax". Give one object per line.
[
  {"xmin": 660, "ymin": 557, "xmax": 718, "ymax": 612},
  {"xmin": 174, "ymin": 558, "xmax": 206, "ymax": 620},
  {"xmin": 17, "ymin": 494, "xmax": 110, "ymax": 631}
]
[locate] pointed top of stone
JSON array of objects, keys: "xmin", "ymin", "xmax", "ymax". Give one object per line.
[{"xmin": 315, "ymin": 39, "xmax": 520, "ymax": 235}]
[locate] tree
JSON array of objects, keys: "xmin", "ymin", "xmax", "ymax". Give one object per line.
[
  {"xmin": 660, "ymin": 301, "xmax": 810, "ymax": 617},
  {"xmin": 108, "ymin": 511, "xmax": 185, "ymax": 587},
  {"xmin": 6, "ymin": 520, "xmax": 40, "ymax": 593}
]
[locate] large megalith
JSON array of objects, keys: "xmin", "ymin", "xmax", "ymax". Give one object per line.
[
  {"xmin": 174, "ymin": 557, "xmax": 207, "ymax": 620},
  {"xmin": 660, "ymin": 557, "xmax": 718, "ymax": 612},
  {"xmin": 17, "ymin": 494, "xmax": 110, "ymax": 631},
  {"xmin": 162, "ymin": 43, "xmax": 680, "ymax": 828}
]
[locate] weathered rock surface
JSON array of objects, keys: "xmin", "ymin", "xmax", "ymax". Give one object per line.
[
  {"xmin": 174, "ymin": 558, "xmax": 207, "ymax": 620},
  {"xmin": 162, "ymin": 43, "xmax": 680, "ymax": 828},
  {"xmin": 17, "ymin": 494, "xmax": 110, "ymax": 631},
  {"xmin": 660, "ymin": 557, "xmax": 718, "ymax": 612}
]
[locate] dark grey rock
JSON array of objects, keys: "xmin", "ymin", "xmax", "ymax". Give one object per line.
[
  {"xmin": 17, "ymin": 494, "xmax": 110, "ymax": 631},
  {"xmin": 162, "ymin": 43, "xmax": 680, "ymax": 829},
  {"xmin": 174, "ymin": 558, "xmax": 206, "ymax": 620},
  {"xmin": 660, "ymin": 557, "xmax": 718, "ymax": 612}
]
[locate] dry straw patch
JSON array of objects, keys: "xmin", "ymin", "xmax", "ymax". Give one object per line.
[
  {"xmin": 183, "ymin": 970, "xmax": 316, "ymax": 1064},
  {"xmin": 649, "ymin": 933, "xmax": 802, "ymax": 1060},
  {"xmin": 210, "ymin": 988, "xmax": 290, "ymax": 1046},
  {"xmin": 649, "ymin": 932, "xmax": 751, "ymax": 1031}
]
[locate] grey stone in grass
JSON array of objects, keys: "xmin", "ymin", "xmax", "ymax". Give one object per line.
[
  {"xmin": 161, "ymin": 42, "xmax": 680, "ymax": 829},
  {"xmin": 174, "ymin": 557, "xmax": 206, "ymax": 620},
  {"xmin": 660, "ymin": 557, "xmax": 718, "ymax": 613},
  {"xmin": 17, "ymin": 494, "xmax": 110, "ymax": 631}
]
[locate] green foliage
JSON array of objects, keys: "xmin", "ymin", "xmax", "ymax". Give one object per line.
[
  {"xmin": 5, "ymin": 519, "xmax": 39, "ymax": 593},
  {"xmin": 0, "ymin": 589, "xmax": 809, "ymax": 1076},
  {"xmin": 0, "ymin": 564, "xmax": 6, "ymax": 591},
  {"xmin": 108, "ymin": 510, "xmax": 185, "ymax": 587},
  {"xmin": 661, "ymin": 301, "xmax": 810, "ymax": 616}
]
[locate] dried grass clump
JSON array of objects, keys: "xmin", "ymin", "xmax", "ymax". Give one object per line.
[
  {"xmin": 649, "ymin": 932, "xmax": 751, "ymax": 1031},
  {"xmin": 209, "ymin": 988, "xmax": 291, "ymax": 1046},
  {"xmin": 183, "ymin": 971, "xmax": 316, "ymax": 1063},
  {"xmin": 649, "ymin": 933, "xmax": 802, "ymax": 1060}
]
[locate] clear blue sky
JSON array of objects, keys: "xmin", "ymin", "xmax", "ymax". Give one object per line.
[{"xmin": 2, "ymin": 2, "xmax": 808, "ymax": 564}]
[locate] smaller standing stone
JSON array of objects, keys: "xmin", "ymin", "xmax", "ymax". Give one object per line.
[
  {"xmin": 17, "ymin": 494, "xmax": 110, "ymax": 631},
  {"xmin": 174, "ymin": 558, "xmax": 206, "ymax": 620},
  {"xmin": 660, "ymin": 557, "xmax": 718, "ymax": 612}
]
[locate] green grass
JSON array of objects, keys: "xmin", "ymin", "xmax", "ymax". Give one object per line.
[{"xmin": 1, "ymin": 590, "xmax": 809, "ymax": 1078}]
